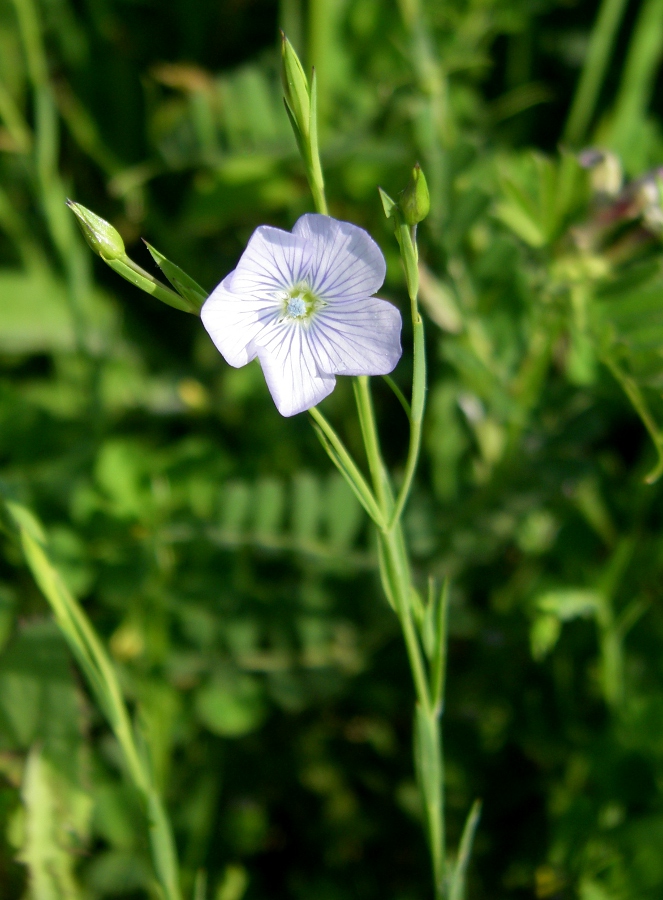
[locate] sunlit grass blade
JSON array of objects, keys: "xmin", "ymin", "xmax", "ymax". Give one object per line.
[
  {"xmin": 604, "ymin": 0, "xmax": 663, "ymax": 163},
  {"xmin": 563, "ymin": 0, "xmax": 630, "ymax": 145},
  {"xmin": 4, "ymin": 500, "xmax": 183, "ymax": 900}
]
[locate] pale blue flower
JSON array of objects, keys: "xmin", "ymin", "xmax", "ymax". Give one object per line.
[{"xmin": 201, "ymin": 214, "xmax": 402, "ymax": 416}]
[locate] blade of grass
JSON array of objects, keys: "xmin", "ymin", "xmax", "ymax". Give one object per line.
[
  {"xmin": 605, "ymin": 0, "xmax": 663, "ymax": 161},
  {"xmin": 5, "ymin": 501, "xmax": 183, "ymax": 900},
  {"xmin": 563, "ymin": 0, "xmax": 631, "ymax": 145}
]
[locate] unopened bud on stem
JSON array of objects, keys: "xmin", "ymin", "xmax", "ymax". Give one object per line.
[
  {"xmin": 281, "ymin": 32, "xmax": 311, "ymax": 141},
  {"xmin": 66, "ymin": 200, "xmax": 126, "ymax": 260},
  {"xmin": 401, "ymin": 163, "xmax": 430, "ymax": 226}
]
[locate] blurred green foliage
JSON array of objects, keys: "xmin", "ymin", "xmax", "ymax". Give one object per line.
[{"xmin": 4, "ymin": 0, "xmax": 663, "ymax": 898}]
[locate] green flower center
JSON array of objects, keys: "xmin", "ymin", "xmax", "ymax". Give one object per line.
[{"xmin": 282, "ymin": 283, "xmax": 324, "ymax": 321}]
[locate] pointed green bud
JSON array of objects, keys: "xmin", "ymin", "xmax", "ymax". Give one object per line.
[
  {"xmin": 66, "ymin": 200, "xmax": 126, "ymax": 261},
  {"xmin": 281, "ymin": 32, "xmax": 311, "ymax": 140},
  {"xmin": 401, "ymin": 163, "xmax": 430, "ymax": 226}
]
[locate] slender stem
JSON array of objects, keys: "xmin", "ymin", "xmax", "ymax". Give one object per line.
[
  {"xmin": 563, "ymin": 0, "xmax": 630, "ymax": 145},
  {"xmin": 603, "ymin": 352, "xmax": 663, "ymax": 483},
  {"xmin": 107, "ymin": 256, "xmax": 198, "ymax": 314},
  {"xmin": 353, "ymin": 376, "xmax": 393, "ymax": 514},
  {"xmin": 395, "ymin": 559, "xmax": 432, "ymax": 713},
  {"xmin": 389, "ymin": 316, "xmax": 426, "ymax": 529},
  {"xmin": 287, "ymin": 48, "xmax": 446, "ymax": 899},
  {"xmin": 309, "ymin": 406, "xmax": 386, "ymax": 526},
  {"xmin": 307, "ymin": 68, "xmax": 328, "ymax": 215},
  {"xmin": 352, "ymin": 377, "xmax": 429, "ymax": 711},
  {"xmin": 382, "ymin": 374, "xmax": 412, "ymax": 418}
]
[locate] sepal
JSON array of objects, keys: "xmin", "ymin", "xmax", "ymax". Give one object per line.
[
  {"xmin": 66, "ymin": 200, "xmax": 125, "ymax": 260},
  {"xmin": 401, "ymin": 163, "xmax": 430, "ymax": 226},
  {"xmin": 281, "ymin": 33, "xmax": 311, "ymax": 141}
]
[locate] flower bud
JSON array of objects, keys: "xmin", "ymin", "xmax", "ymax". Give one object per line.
[
  {"xmin": 638, "ymin": 175, "xmax": 663, "ymax": 232},
  {"xmin": 281, "ymin": 32, "xmax": 311, "ymax": 140},
  {"xmin": 401, "ymin": 163, "xmax": 430, "ymax": 226},
  {"xmin": 578, "ymin": 148, "xmax": 622, "ymax": 197},
  {"xmin": 66, "ymin": 200, "xmax": 126, "ymax": 261}
]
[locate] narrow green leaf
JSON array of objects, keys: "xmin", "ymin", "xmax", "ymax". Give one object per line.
[
  {"xmin": 414, "ymin": 704, "xmax": 442, "ymax": 812},
  {"xmin": 5, "ymin": 501, "xmax": 47, "ymax": 545},
  {"xmin": 429, "ymin": 578, "xmax": 449, "ymax": 712},
  {"xmin": 379, "ymin": 187, "xmax": 397, "ymax": 220},
  {"xmin": 494, "ymin": 199, "xmax": 546, "ymax": 248},
  {"xmin": 448, "ymin": 800, "xmax": 482, "ymax": 900},
  {"xmin": 143, "ymin": 241, "xmax": 208, "ymax": 312}
]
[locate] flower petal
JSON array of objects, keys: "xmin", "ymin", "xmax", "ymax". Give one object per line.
[
  {"xmin": 228, "ymin": 225, "xmax": 312, "ymax": 300},
  {"xmin": 307, "ymin": 297, "xmax": 403, "ymax": 376},
  {"xmin": 256, "ymin": 323, "xmax": 336, "ymax": 416},
  {"xmin": 293, "ymin": 214, "xmax": 386, "ymax": 301},
  {"xmin": 201, "ymin": 275, "xmax": 280, "ymax": 367}
]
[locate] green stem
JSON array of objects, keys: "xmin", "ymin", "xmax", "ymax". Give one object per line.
[
  {"xmin": 106, "ymin": 256, "xmax": 198, "ymax": 314},
  {"xmin": 382, "ymin": 374, "xmax": 412, "ymax": 418},
  {"xmin": 309, "ymin": 406, "xmax": 385, "ymax": 526},
  {"xmin": 563, "ymin": 0, "xmax": 631, "ymax": 145},
  {"xmin": 603, "ymin": 352, "xmax": 663, "ymax": 483},
  {"xmin": 290, "ymin": 52, "xmax": 445, "ymax": 897},
  {"xmin": 353, "ymin": 376, "xmax": 394, "ymax": 514},
  {"xmin": 380, "ymin": 529, "xmax": 443, "ymax": 896},
  {"xmin": 389, "ymin": 316, "xmax": 426, "ymax": 529},
  {"xmin": 307, "ymin": 68, "xmax": 328, "ymax": 215}
]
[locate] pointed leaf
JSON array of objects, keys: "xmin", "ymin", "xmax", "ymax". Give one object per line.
[
  {"xmin": 143, "ymin": 242, "xmax": 208, "ymax": 311},
  {"xmin": 449, "ymin": 800, "xmax": 482, "ymax": 900}
]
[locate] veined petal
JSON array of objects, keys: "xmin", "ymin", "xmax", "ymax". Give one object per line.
[
  {"xmin": 228, "ymin": 225, "xmax": 312, "ymax": 300},
  {"xmin": 293, "ymin": 214, "xmax": 386, "ymax": 302},
  {"xmin": 201, "ymin": 275, "xmax": 280, "ymax": 367},
  {"xmin": 306, "ymin": 297, "xmax": 403, "ymax": 376},
  {"xmin": 256, "ymin": 323, "xmax": 336, "ymax": 416}
]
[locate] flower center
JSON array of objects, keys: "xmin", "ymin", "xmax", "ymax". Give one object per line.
[
  {"xmin": 281, "ymin": 283, "xmax": 324, "ymax": 322},
  {"xmin": 286, "ymin": 296, "xmax": 307, "ymax": 318}
]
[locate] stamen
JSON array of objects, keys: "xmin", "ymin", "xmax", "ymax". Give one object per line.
[{"xmin": 286, "ymin": 296, "xmax": 307, "ymax": 318}]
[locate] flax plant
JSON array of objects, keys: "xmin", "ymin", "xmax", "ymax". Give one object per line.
[
  {"xmin": 280, "ymin": 37, "xmax": 481, "ymax": 900},
  {"xmin": 62, "ymin": 33, "xmax": 481, "ymax": 900}
]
